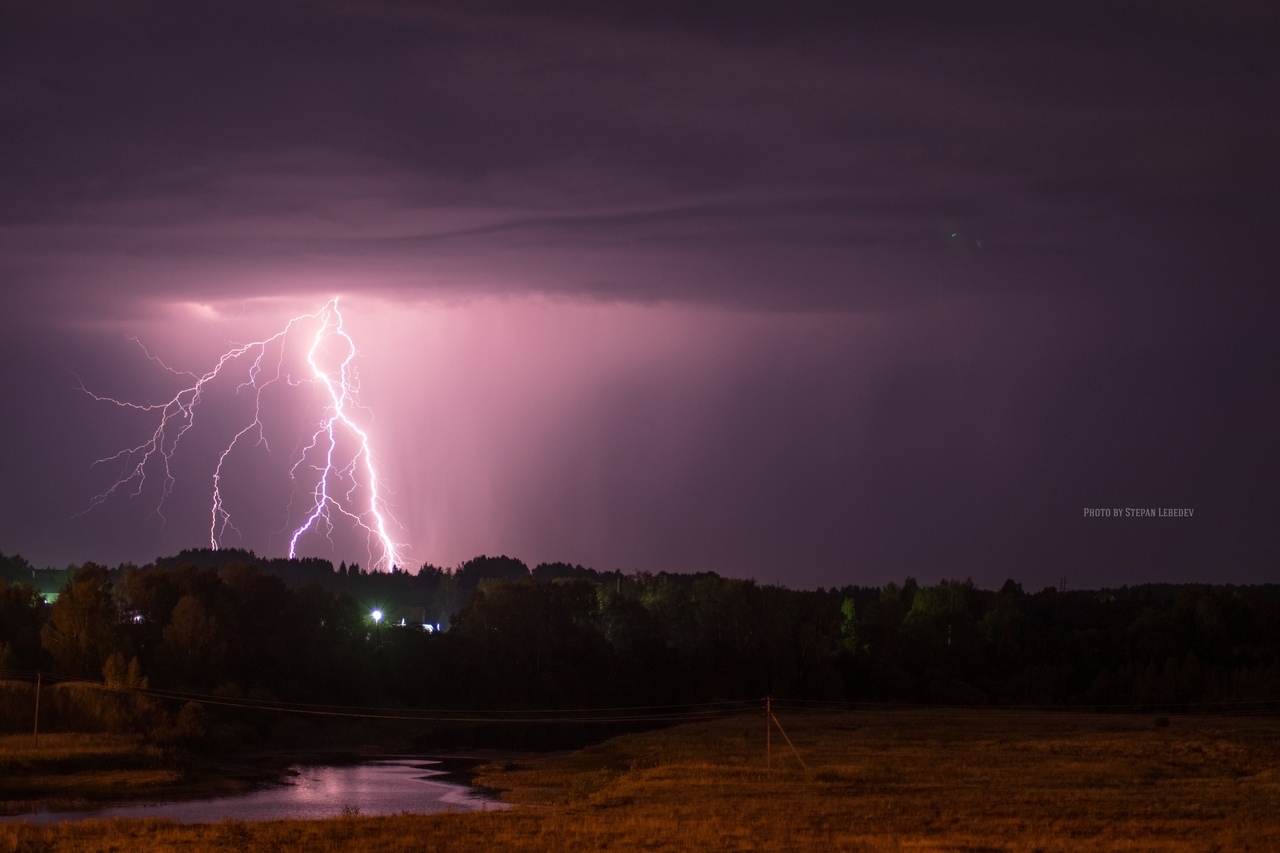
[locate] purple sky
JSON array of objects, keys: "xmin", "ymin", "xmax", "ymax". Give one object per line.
[{"xmin": 1, "ymin": 1, "xmax": 1277, "ymax": 589}]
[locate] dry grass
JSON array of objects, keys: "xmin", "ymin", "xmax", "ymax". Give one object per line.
[
  {"xmin": 3, "ymin": 710, "xmax": 1279, "ymax": 851},
  {"xmin": 0, "ymin": 733, "xmax": 147, "ymax": 764},
  {"xmin": 0, "ymin": 732, "xmax": 251, "ymax": 814}
]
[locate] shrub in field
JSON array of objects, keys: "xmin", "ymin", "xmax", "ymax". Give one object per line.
[
  {"xmin": 0, "ymin": 680, "xmax": 35, "ymax": 732},
  {"xmin": 43, "ymin": 682, "xmax": 163, "ymax": 735},
  {"xmin": 150, "ymin": 701, "xmax": 209, "ymax": 748}
]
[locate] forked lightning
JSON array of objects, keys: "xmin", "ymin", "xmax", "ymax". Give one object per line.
[{"xmin": 80, "ymin": 298, "xmax": 405, "ymax": 571}]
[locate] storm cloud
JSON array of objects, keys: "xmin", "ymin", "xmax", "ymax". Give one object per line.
[{"xmin": 1, "ymin": 1, "xmax": 1277, "ymax": 588}]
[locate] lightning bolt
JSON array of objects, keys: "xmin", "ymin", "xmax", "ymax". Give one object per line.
[{"xmin": 80, "ymin": 298, "xmax": 406, "ymax": 572}]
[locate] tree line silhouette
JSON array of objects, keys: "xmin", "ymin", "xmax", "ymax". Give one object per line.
[{"xmin": 2, "ymin": 548, "xmax": 1279, "ymax": 742}]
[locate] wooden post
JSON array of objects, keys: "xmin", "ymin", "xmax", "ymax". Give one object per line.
[
  {"xmin": 766, "ymin": 696, "xmax": 771, "ymax": 770},
  {"xmin": 769, "ymin": 708, "xmax": 809, "ymax": 773},
  {"xmin": 33, "ymin": 672, "xmax": 41, "ymax": 749}
]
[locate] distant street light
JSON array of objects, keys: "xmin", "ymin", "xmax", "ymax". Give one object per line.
[{"xmin": 371, "ymin": 609, "xmax": 383, "ymax": 623}]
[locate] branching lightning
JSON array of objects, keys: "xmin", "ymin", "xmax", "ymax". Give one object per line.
[{"xmin": 80, "ymin": 298, "xmax": 406, "ymax": 571}]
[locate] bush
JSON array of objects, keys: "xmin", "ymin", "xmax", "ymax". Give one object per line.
[
  {"xmin": 150, "ymin": 701, "xmax": 209, "ymax": 748},
  {"xmin": 0, "ymin": 680, "xmax": 35, "ymax": 732}
]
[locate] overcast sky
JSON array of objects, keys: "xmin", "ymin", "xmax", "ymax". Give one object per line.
[{"xmin": 1, "ymin": 1, "xmax": 1277, "ymax": 589}]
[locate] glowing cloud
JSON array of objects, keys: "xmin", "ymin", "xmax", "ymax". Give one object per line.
[{"xmin": 80, "ymin": 298, "xmax": 406, "ymax": 571}]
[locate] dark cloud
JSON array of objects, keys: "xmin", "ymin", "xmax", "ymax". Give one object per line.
[
  {"xmin": 5, "ymin": 1, "xmax": 1276, "ymax": 311},
  {"xmin": 0, "ymin": 1, "xmax": 1276, "ymax": 586}
]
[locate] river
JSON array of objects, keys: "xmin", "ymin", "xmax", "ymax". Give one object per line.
[{"xmin": 2, "ymin": 757, "xmax": 508, "ymax": 823}]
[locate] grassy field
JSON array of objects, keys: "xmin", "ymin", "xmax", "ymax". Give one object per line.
[
  {"xmin": 0, "ymin": 731, "xmax": 302, "ymax": 817},
  {"xmin": 0, "ymin": 733, "xmax": 183, "ymax": 814},
  {"xmin": 2, "ymin": 709, "xmax": 1279, "ymax": 850}
]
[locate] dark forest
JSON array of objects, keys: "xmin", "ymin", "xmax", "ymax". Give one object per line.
[{"xmin": 3, "ymin": 549, "xmax": 1279, "ymax": 745}]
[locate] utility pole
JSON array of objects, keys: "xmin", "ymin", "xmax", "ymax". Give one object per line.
[{"xmin": 33, "ymin": 672, "xmax": 41, "ymax": 749}]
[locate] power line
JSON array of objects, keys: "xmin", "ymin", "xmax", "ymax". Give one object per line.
[
  {"xmin": 4, "ymin": 669, "xmax": 1276, "ymax": 723},
  {"xmin": 0, "ymin": 670, "xmax": 759, "ymax": 724}
]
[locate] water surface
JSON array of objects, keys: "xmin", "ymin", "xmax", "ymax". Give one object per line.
[{"xmin": 4, "ymin": 758, "xmax": 507, "ymax": 823}]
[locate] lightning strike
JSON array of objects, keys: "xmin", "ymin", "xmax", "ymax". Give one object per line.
[{"xmin": 80, "ymin": 298, "xmax": 406, "ymax": 572}]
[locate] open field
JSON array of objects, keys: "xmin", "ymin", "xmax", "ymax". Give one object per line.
[{"xmin": 2, "ymin": 709, "xmax": 1279, "ymax": 851}]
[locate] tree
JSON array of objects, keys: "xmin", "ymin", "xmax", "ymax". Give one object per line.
[
  {"xmin": 40, "ymin": 563, "xmax": 121, "ymax": 677},
  {"xmin": 102, "ymin": 651, "xmax": 148, "ymax": 690},
  {"xmin": 162, "ymin": 594, "xmax": 225, "ymax": 686},
  {"xmin": 839, "ymin": 598, "xmax": 859, "ymax": 657},
  {"xmin": 0, "ymin": 579, "xmax": 46, "ymax": 669}
]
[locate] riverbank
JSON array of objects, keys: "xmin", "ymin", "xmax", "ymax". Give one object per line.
[
  {"xmin": 0, "ymin": 732, "xmax": 324, "ymax": 816},
  {"xmin": 0, "ymin": 730, "xmax": 506, "ymax": 817},
  {"xmin": 3, "ymin": 709, "xmax": 1280, "ymax": 850}
]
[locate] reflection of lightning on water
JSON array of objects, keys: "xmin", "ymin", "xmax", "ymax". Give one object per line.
[{"xmin": 79, "ymin": 298, "xmax": 406, "ymax": 571}]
